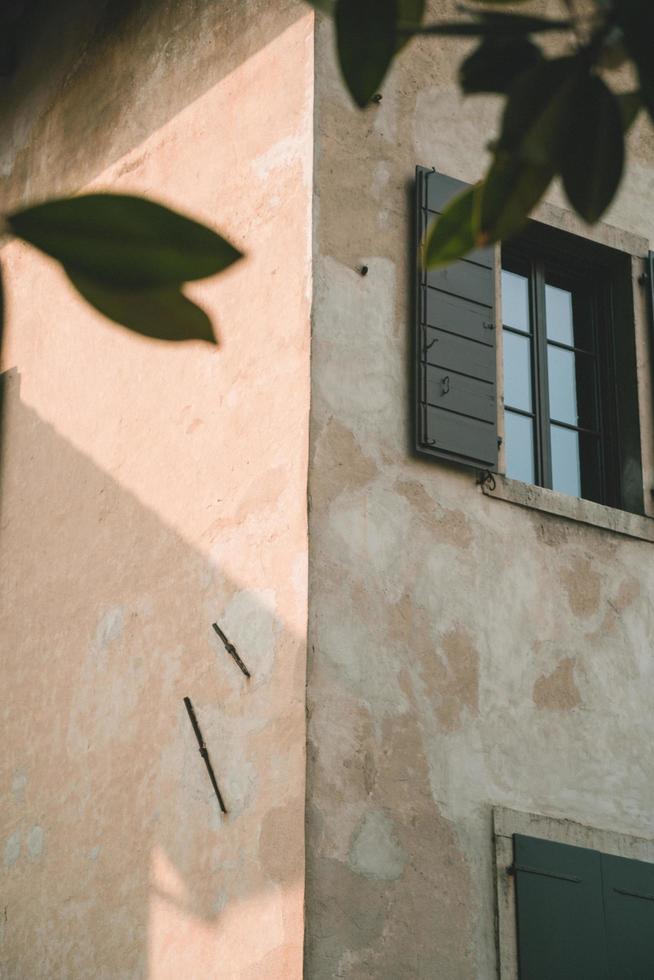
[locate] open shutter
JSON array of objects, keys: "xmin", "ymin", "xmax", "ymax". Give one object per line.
[
  {"xmin": 513, "ymin": 835, "xmax": 609, "ymax": 980},
  {"xmin": 414, "ymin": 167, "xmax": 498, "ymax": 470},
  {"xmin": 602, "ymin": 853, "xmax": 654, "ymax": 979}
]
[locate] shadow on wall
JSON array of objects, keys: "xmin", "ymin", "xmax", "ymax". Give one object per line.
[
  {"xmin": 0, "ymin": 375, "xmax": 305, "ymax": 979},
  {"xmin": 0, "ymin": 0, "xmax": 305, "ymax": 208}
]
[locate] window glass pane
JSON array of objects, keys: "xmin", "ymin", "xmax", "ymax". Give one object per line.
[
  {"xmin": 547, "ymin": 346, "xmax": 578, "ymax": 425},
  {"xmin": 551, "ymin": 424, "xmax": 581, "ymax": 497},
  {"xmin": 504, "ymin": 331, "xmax": 532, "ymax": 412},
  {"xmin": 545, "ymin": 284, "xmax": 574, "ymax": 345},
  {"xmin": 502, "ymin": 270, "xmax": 530, "ymax": 333},
  {"xmin": 505, "ymin": 411, "xmax": 535, "ymax": 484}
]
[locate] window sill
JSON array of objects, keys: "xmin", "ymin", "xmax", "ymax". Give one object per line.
[{"xmin": 481, "ymin": 474, "xmax": 654, "ymax": 543}]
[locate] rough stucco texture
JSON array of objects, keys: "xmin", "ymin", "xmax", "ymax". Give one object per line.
[
  {"xmin": 306, "ymin": 3, "xmax": 654, "ymax": 977},
  {"xmin": 0, "ymin": 2, "xmax": 312, "ymax": 978}
]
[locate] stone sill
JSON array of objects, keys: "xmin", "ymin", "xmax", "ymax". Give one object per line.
[{"xmin": 481, "ymin": 474, "xmax": 654, "ymax": 543}]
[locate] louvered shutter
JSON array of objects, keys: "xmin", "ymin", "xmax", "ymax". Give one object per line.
[
  {"xmin": 513, "ymin": 834, "xmax": 609, "ymax": 980},
  {"xmin": 414, "ymin": 167, "xmax": 498, "ymax": 469},
  {"xmin": 602, "ymin": 853, "xmax": 654, "ymax": 978}
]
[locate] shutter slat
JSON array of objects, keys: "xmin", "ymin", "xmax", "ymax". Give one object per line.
[
  {"xmin": 425, "ymin": 366, "xmax": 495, "ymax": 423},
  {"xmin": 414, "ymin": 166, "xmax": 498, "ymax": 470},
  {"xmin": 425, "ymin": 327, "xmax": 495, "ymax": 381},
  {"xmin": 513, "ymin": 834, "xmax": 609, "ymax": 980},
  {"xmin": 425, "ymin": 288, "xmax": 494, "ymax": 345},
  {"xmin": 427, "ymin": 262, "xmax": 494, "ymax": 307}
]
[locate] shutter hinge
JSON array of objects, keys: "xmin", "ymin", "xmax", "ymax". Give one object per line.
[
  {"xmin": 507, "ymin": 863, "xmax": 580, "ymax": 884},
  {"xmin": 477, "ymin": 470, "xmax": 496, "ymax": 491}
]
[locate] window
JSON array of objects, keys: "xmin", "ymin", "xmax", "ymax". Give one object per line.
[
  {"xmin": 494, "ymin": 810, "xmax": 654, "ymax": 980},
  {"xmin": 511, "ymin": 834, "xmax": 654, "ymax": 979},
  {"xmin": 414, "ymin": 167, "xmax": 645, "ymax": 517},
  {"xmin": 502, "ymin": 228, "xmax": 641, "ymax": 511}
]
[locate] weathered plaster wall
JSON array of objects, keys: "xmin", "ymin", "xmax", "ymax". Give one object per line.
[
  {"xmin": 306, "ymin": 3, "xmax": 654, "ymax": 977},
  {"xmin": 0, "ymin": 2, "xmax": 313, "ymax": 978}
]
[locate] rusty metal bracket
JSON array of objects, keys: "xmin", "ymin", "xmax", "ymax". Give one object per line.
[
  {"xmin": 183, "ymin": 697, "xmax": 227, "ymax": 814},
  {"xmin": 212, "ymin": 622, "xmax": 251, "ymax": 678}
]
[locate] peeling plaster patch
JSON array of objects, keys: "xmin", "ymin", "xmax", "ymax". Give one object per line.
[
  {"xmin": 11, "ymin": 771, "xmax": 27, "ymax": 802},
  {"xmin": 395, "ymin": 479, "xmax": 473, "ymax": 548},
  {"xmin": 614, "ymin": 576, "xmax": 641, "ymax": 612},
  {"xmin": 220, "ymin": 589, "xmax": 278, "ymax": 684},
  {"xmin": 93, "ymin": 606, "xmax": 125, "ymax": 653},
  {"xmin": 533, "ymin": 658, "xmax": 582, "ymax": 711},
  {"xmin": 252, "ymin": 134, "xmax": 306, "ymax": 180},
  {"xmin": 4, "ymin": 832, "xmax": 20, "ymax": 868},
  {"xmin": 211, "ymin": 758, "xmax": 257, "ymax": 824},
  {"xmin": 406, "ymin": 626, "xmax": 480, "ymax": 733},
  {"xmin": 561, "ymin": 557, "xmax": 601, "ymax": 618},
  {"xmin": 348, "ymin": 810, "xmax": 407, "ymax": 881},
  {"xmin": 89, "ymin": 845, "xmax": 101, "ymax": 862},
  {"xmin": 312, "ymin": 417, "xmax": 378, "ymax": 508},
  {"xmin": 26, "ymin": 826, "xmax": 44, "ymax": 861}
]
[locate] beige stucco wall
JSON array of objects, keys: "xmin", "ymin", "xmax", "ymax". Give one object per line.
[
  {"xmin": 306, "ymin": 3, "xmax": 654, "ymax": 977},
  {"xmin": 0, "ymin": 2, "xmax": 313, "ymax": 978}
]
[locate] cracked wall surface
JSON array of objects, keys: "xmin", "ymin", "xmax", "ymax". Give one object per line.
[{"xmin": 306, "ymin": 2, "xmax": 654, "ymax": 977}]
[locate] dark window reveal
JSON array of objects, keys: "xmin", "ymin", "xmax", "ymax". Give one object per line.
[{"xmin": 501, "ymin": 228, "xmax": 643, "ymax": 513}]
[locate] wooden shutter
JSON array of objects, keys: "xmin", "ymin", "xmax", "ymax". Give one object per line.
[
  {"xmin": 414, "ymin": 167, "xmax": 498, "ymax": 470},
  {"xmin": 602, "ymin": 853, "xmax": 654, "ymax": 979},
  {"xmin": 513, "ymin": 834, "xmax": 609, "ymax": 980}
]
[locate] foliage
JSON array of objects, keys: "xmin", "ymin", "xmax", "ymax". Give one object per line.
[
  {"xmin": 3, "ymin": 194, "xmax": 241, "ymax": 343},
  {"xmin": 0, "ymin": 0, "xmax": 651, "ymax": 346},
  {"xmin": 313, "ymin": 0, "xmax": 650, "ymax": 268}
]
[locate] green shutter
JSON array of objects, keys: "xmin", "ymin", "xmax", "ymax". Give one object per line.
[
  {"xmin": 414, "ymin": 167, "xmax": 498, "ymax": 470},
  {"xmin": 513, "ymin": 835, "xmax": 609, "ymax": 980},
  {"xmin": 602, "ymin": 853, "xmax": 654, "ymax": 979}
]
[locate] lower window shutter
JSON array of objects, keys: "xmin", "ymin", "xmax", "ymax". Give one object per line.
[
  {"xmin": 513, "ymin": 835, "xmax": 609, "ymax": 980},
  {"xmin": 414, "ymin": 167, "xmax": 498, "ymax": 470},
  {"xmin": 602, "ymin": 853, "xmax": 654, "ymax": 979}
]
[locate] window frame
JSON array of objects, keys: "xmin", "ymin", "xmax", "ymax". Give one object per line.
[
  {"xmin": 494, "ymin": 807, "xmax": 654, "ymax": 980},
  {"xmin": 501, "ymin": 227, "xmax": 629, "ymax": 510}
]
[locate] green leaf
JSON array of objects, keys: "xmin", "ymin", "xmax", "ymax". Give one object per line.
[
  {"xmin": 480, "ymin": 152, "xmax": 554, "ymax": 242},
  {"xmin": 423, "ymin": 185, "xmax": 480, "ymax": 268},
  {"xmin": 396, "ymin": 0, "xmax": 424, "ymax": 48},
  {"xmin": 8, "ymin": 194, "xmax": 242, "ymax": 289},
  {"xmin": 460, "ymin": 37, "xmax": 543, "ymax": 94},
  {"xmin": 617, "ymin": 90, "xmax": 642, "ymax": 131},
  {"xmin": 335, "ymin": 0, "xmax": 398, "ymax": 107},
  {"xmin": 560, "ymin": 75, "xmax": 625, "ymax": 224},
  {"xmin": 306, "ymin": 0, "xmax": 336, "ymax": 13},
  {"xmin": 499, "ymin": 56, "xmax": 580, "ymax": 165},
  {"xmin": 414, "ymin": 13, "xmax": 572, "ymax": 38},
  {"xmin": 64, "ymin": 267, "xmax": 216, "ymax": 343},
  {"xmin": 614, "ymin": 0, "xmax": 654, "ymax": 125}
]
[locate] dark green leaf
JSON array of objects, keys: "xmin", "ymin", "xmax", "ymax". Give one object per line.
[
  {"xmin": 614, "ymin": 0, "xmax": 654, "ymax": 124},
  {"xmin": 460, "ymin": 37, "xmax": 542, "ymax": 94},
  {"xmin": 423, "ymin": 185, "xmax": 480, "ymax": 268},
  {"xmin": 560, "ymin": 75, "xmax": 625, "ymax": 223},
  {"xmin": 480, "ymin": 152, "xmax": 553, "ymax": 242},
  {"xmin": 617, "ymin": 90, "xmax": 642, "ymax": 131},
  {"xmin": 335, "ymin": 0, "xmax": 398, "ymax": 107},
  {"xmin": 306, "ymin": 0, "xmax": 336, "ymax": 13},
  {"xmin": 396, "ymin": 0, "xmax": 424, "ymax": 48},
  {"xmin": 65, "ymin": 267, "xmax": 216, "ymax": 343},
  {"xmin": 499, "ymin": 56, "xmax": 580, "ymax": 165},
  {"xmin": 9, "ymin": 194, "xmax": 242, "ymax": 289},
  {"xmin": 412, "ymin": 13, "xmax": 572, "ymax": 38}
]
